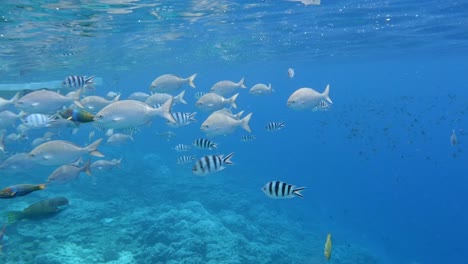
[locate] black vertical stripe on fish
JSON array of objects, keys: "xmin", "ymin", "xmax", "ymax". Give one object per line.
[
  {"xmin": 281, "ymin": 182, "xmax": 287, "ymax": 197},
  {"xmin": 287, "ymin": 184, "xmax": 292, "ymax": 196},
  {"xmin": 268, "ymin": 181, "xmax": 273, "ymax": 195},
  {"xmin": 274, "ymin": 181, "xmax": 280, "ymax": 196},
  {"xmin": 214, "ymin": 156, "xmax": 219, "ymax": 170},
  {"xmin": 204, "ymin": 156, "xmax": 210, "ymax": 173}
]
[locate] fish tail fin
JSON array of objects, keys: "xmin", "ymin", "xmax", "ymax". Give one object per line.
[
  {"xmin": 72, "ymin": 88, "xmax": 84, "ymax": 108},
  {"xmin": 293, "ymin": 187, "xmax": 306, "ymax": 199},
  {"xmin": 7, "ymin": 211, "xmax": 24, "ymax": 224},
  {"xmin": 322, "ymin": 84, "xmax": 332, "ymax": 104},
  {"xmin": 240, "ymin": 113, "xmax": 253, "ymax": 133},
  {"xmin": 87, "ymin": 138, "xmax": 104, "ymax": 157},
  {"xmin": 112, "ymin": 93, "xmax": 121, "ymax": 102},
  {"xmin": 38, "ymin": 184, "xmax": 46, "ymax": 190},
  {"xmin": 235, "ymin": 110, "xmax": 244, "ymax": 119},
  {"xmin": 187, "ymin": 73, "xmax": 197, "ymax": 88},
  {"xmin": 228, "ymin": 93, "xmax": 239, "ymax": 109},
  {"xmin": 10, "ymin": 92, "xmax": 21, "ymax": 104},
  {"xmin": 268, "ymin": 83, "xmax": 274, "ymax": 93},
  {"xmin": 223, "ymin": 152, "xmax": 235, "ymax": 165},
  {"xmin": 155, "ymin": 97, "xmax": 176, "ymax": 123},
  {"xmin": 175, "ymin": 90, "xmax": 187, "ymax": 105},
  {"xmin": 116, "ymin": 158, "xmax": 122, "ymax": 168},
  {"xmin": 238, "ymin": 77, "xmax": 246, "ymax": 88},
  {"xmin": 189, "ymin": 112, "xmax": 197, "ymax": 122},
  {"xmin": 83, "ymin": 159, "xmax": 92, "ymax": 176},
  {"xmin": 85, "ymin": 75, "xmax": 95, "ymax": 84}
]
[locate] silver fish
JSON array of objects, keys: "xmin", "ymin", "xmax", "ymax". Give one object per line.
[
  {"xmin": 210, "ymin": 78, "xmax": 246, "ymax": 96},
  {"xmin": 28, "ymin": 139, "xmax": 104, "ymax": 166},
  {"xmin": 213, "ymin": 108, "xmax": 244, "ymax": 120},
  {"xmin": 94, "ymin": 98, "xmax": 175, "ymax": 130},
  {"xmin": 128, "ymin": 92, "xmax": 150, "ymax": 102},
  {"xmin": 0, "ymin": 153, "xmax": 34, "ymax": 171},
  {"xmin": 81, "ymin": 94, "xmax": 120, "ymax": 113},
  {"xmin": 15, "ymin": 90, "xmax": 83, "ymax": 114},
  {"xmin": 145, "ymin": 90, "xmax": 186, "ymax": 107},
  {"xmin": 47, "ymin": 159, "xmax": 91, "ymax": 183},
  {"xmin": 249, "ymin": 83, "xmax": 273, "ymax": 96},
  {"xmin": 201, "ymin": 111, "xmax": 252, "ymax": 137},
  {"xmin": 90, "ymin": 158, "xmax": 121, "ymax": 172},
  {"xmin": 149, "ymin": 73, "xmax": 197, "ymax": 93},
  {"xmin": 287, "ymin": 84, "xmax": 332, "ymax": 111},
  {"xmin": 107, "ymin": 133, "xmax": 134, "ymax": 145},
  {"xmin": 195, "ymin": 93, "xmax": 239, "ymax": 112}
]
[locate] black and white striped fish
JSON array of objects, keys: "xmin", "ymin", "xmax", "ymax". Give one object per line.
[
  {"xmin": 167, "ymin": 112, "xmax": 197, "ymax": 128},
  {"xmin": 311, "ymin": 100, "xmax": 331, "ymax": 112},
  {"xmin": 22, "ymin": 114, "xmax": 54, "ymax": 128},
  {"xmin": 265, "ymin": 121, "xmax": 285, "ymax": 131},
  {"xmin": 62, "ymin": 75, "xmax": 95, "ymax": 89},
  {"xmin": 192, "ymin": 152, "xmax": 234, "ymax": 176},
  {"xmin": 240, "ymin": 135, "xmax": 256, "ymax": 142},
  {"xmin": 174, "ymin": 144, "xmax": 191, "ymax": 152},
  {"xmin": 192, "ymin": 138, "xmax": 217, "ymax": 150},
  {"xmin": 262, "ymin": 181, "xmax": 305, "ymax": 199},
  {"xmin": 194, "ymin": 92, "xmax": 205, "ymax": 99},
  {"xmin": 177, "ymin": 155, "xmax": 196, "ymax": 165}
]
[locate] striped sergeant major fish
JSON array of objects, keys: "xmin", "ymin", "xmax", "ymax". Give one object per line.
[
  {"xmin": 192, "ymin": 138, "xmax": 217, "ymax": 150},
  {"xmin": 174, "ymin": 144, "xmax": 191, "ymax": 152},
  {"xmin": 240, "ymin": 134, "xmax": 256, "ymax": 142},
  {"xmin": 62, "ymin": 75, "xmax": 95, "ymax": 89},
  {"xmin": 265, "ymin": 121, "xmax": 285, "ymax": 132},
  {"xmin": 22, "ymin": 113, "xmax": 54, "ymax": 128},
  {"xmin": 167, "ymin": 112, "xmax": 197, "ymax": 128},
  {"xmin": 311, "ymin": 99, "xmax": 331, "ymax": 112},
  {"xmin": 192, "ymin": 152, "xmax": 234, "ymax": 176},
  {"xmin": 194, "ymin": 91, "xmax": 205, "ymax": 99},
  {"xmin": 262, "ymin": 181, "xmax": 305, "ymax": 199},
  {"xmin": 177, "ymin": 155, "xmax": 196, "ymax": 165}
]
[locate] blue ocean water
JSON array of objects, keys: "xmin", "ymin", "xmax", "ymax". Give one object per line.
[{"xmin": 0, "ymin": 0, "xmax": 467, "ymax": 263}]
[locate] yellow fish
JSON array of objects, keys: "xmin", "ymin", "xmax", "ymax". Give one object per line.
[{"xmin": 324, "ymin": 233, "xmax": 332, "ymax": 260}]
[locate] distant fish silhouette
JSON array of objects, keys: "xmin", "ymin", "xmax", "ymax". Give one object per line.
[{"xmin": 451, "ymin": 129, "xmax": 458, "ymax": 146}]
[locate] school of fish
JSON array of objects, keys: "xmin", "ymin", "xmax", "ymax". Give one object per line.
[{"xmin": 0, "ymin": 70, "xmax": 336, "ymax": 259}]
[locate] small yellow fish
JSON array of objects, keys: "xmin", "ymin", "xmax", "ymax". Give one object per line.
[{"xmin": 324, "ymin": 233, "xmax": 332, "ymax": 260}]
